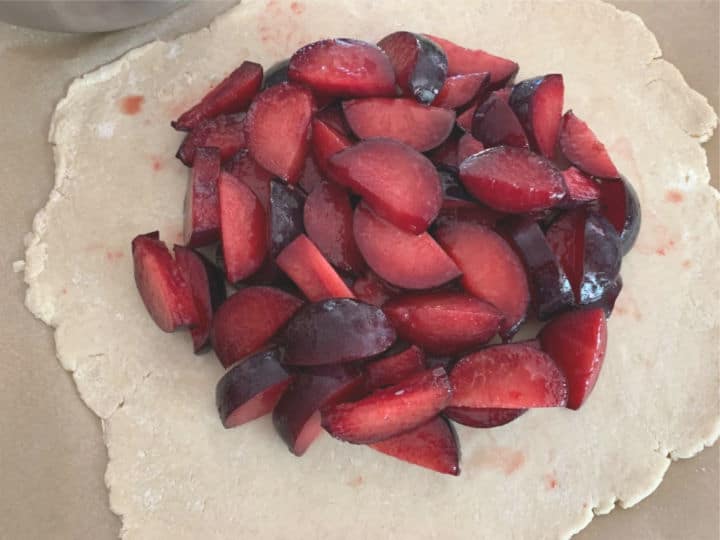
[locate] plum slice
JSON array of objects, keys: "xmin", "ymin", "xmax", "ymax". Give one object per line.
[
  {"xmin": 370, "ymin": 416, "xmax": 460, "ymax": 475},
  {"xmin": 457, "ymin": 133, "xmax": 485, "ymax": 163},
  {"xmin": 561, "ymin": 167, "xmax": 600, "ymax": 206},
  {"xmin": 471, "ymin": 93, "xmax": 529, "ymax": 149},
  {"xmin": 444, "ymin": 407, "xmax": 526, "ymax": 428},
  {"xmin": 433, "ymin": 204, "xmax": 504, "ymax": 230},
  {"xmin": 352, "ymin": 271, "xmax": 399, "ymax": 307},
  {"xmin": 456, "ymin": 106, "xmax": 476, "ymax": 133},
  {"xmin": 273, "ymin": 366, "xmax": 366, "ymax": 456},
  {"xmin": 276, "ymin": 235, "xmax": 355, "ymax": 302},
  {"xmin": 172, "ymin": 61, "xmax": 263, "ymax": 131},
  {"xmin": 354, "ymin": 204, "xmax": 461, "ymax": 290},
  {"xmin": 215, "ymin": 348, "xmax": 293, "ymax": 428},
  {"xmin": 297, "ymin": 155, "xmax": 324, "ymax": 195},
  {"xmin": 174, "ymin": 246, "xmax": 226, "ymax": 353},
  {"xmin": 303, "ymin": 180, "xmax": 364, "ymax": 274},
  {"xmin": 177, "ymin": 113, "xmax": 246, "ymax": 166},
  {"xmin": 427, "ymin": 132, "xmax": 460, "ymax": 171},
  {"xmin": 310, "ymin": 117, "xmax": 354, "ymax": 179},
  {"xmin": 509, "ymin": 74, "xmax": 564, "ymax": 159},
  {"xmin": 288, "ymin": 38, "xmax": 396, "ymax": 97},
  {"xmin": 366, "ymin": 345, "xmax": 426, "ymax": 389},
  {"xmin": 322, "ymin": 368, "xmax": 452, "ymax": 444},
  {"xmin": 579, "ymin": 213, "xmax": 622, "ymax": 306},
  {"xmin": 435, "ymin": 222, "xmax": 529, "ymax": 338},
  {"xmin": 434, "ymin": 72, "xmax": 490, "ymax": 109},
  {"xmin": 438, "ymin": 167, "xmax": 474, "ymax": 208},
  {"xmin": 504, "ymin": 217, "xmax": 574, "ymax": 320},
  {"xmin": 559, "ymin": 110, "xmax": 620, "ymax": 179},
  {"xmin": 377, "ymin": 31, "xmax": 448, "ymax": 104},
  {"xmin": 383, "ymin": 292, "xmax": 502, "ymax": 354},
  {"xmin": 459, "ymin": 146, "xmax": 566, "ymax": 213},
  {"xmin": 223, "ymin": 149, "xmax": 272, "ymax": 212},
  {"xmin": 210, "ymin": 286, "xmax": 303, "ymax": 368},
  {"xmin": 218, "ymin": 171, "xmax": 267, "ymax": 283},
  {"xmin": 328, "ymin": 138, "xmax": 442, "ymax": 233},
  {"xmin": 183, "ymin": 146, "xmax": 221, "ymax": 247},
  {"xmin": 262, "ymin": 58, "xmax": 290, "ymax": 89},
  {"xmin": 539, "ymin": 308, "xmax": 607, "ymax": 410},
  {"xmin": 245, "ymin": 82, "xmax": 314, "ymax": 182},
  {"xmin": 424, "ymin": 35, "xmax": 518, "ymax": 87},
  {"xmin": 280, "ymin": 298, "xmax": 396, "ymax": 365},
  {"xmin": 545, "ymin": 209, "xmax": 586, "ymax": 299},
  {"xmin": 596, "ymin": 176, "xmax": 641, "ymax": 254},
  {"xmin": 131, "ymin": 232, "xmax": 198, "ymax": 332},
  {"xmin": 269, "ymin": 179, "xmax": 306, "ymax": 257},
  {"xmin": 450, "ymin": 344, "xmax": 568, "ymax": 408},
  {"xmin": 342, "ymin": 98, "xmax": 456, "ymax": 152}
]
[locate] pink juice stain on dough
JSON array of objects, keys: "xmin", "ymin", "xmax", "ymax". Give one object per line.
[
  {"xmin": 468, "ymin": 447, "xmax": 525, "ymax": 475},
  {"xmin": 119, "ymin": 95, "xmax": 145, "ymax": 116}
]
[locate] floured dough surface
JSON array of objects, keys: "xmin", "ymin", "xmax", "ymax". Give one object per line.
[{"xmin": 24, "ymin": 1, "xmax": 718, "ymax": 538}]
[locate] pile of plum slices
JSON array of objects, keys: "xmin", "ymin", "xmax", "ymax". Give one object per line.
[{"xmin": 132, "ymin": 32, "xmax": 640, "ymax": 476}]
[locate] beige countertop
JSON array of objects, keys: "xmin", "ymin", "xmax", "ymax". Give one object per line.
[{"xmin": 0, "ymin": 1, "xmax": 717, "ymax": 539}]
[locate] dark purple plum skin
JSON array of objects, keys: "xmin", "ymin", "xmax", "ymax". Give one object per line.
[
  {"xmin": 582, "ymin": 275, "xmax": 623, "ymax": 317},
  {"xmin": 262, "ymin": 59, "xmax": 290, "ymax": 89},
  {"xmin": 279, "ymin": 299, "xmax": 397, "ymax": 365},
  {"xmin": 437, "ymin": 166, "xmax": 474, "ymax": 204},
  {"xmin": 215, "ymin": 348, "xmax": 293, "ymax": 427},
  {"xmin": 505, "ymin": 217, "xmax": 574, "ymax": 320},
  {"xmin": 195, "ymin": 249, "xmax": 227, "ymax": 312},
  {"xmin": 595, "ymin": 176, "xmax": 641, "ymax": 255},
  {"xmin": 619, "ymin": 177, "xmax": 641, "ymax": 254},
  {"xmin": 411, "ymin": 34, "xmax": 449, "ymax": 105},
  {"xmin": 472, "ymin": 95, "xmax": 528, "ymax": 149},
  {"xmin": 270, "ymin": 179, "xmax": 306, "ymax": 257},
  {"xmin": 579, "ymin": 213, "xmax": 622, "ymax": 306}
]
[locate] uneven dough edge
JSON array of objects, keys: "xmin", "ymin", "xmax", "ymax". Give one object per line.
[{"xmin": 23, "ymin": 1, "xmax": 719, "ymax": 539}]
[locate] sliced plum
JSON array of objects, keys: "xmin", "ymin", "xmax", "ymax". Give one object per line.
[
  {"xmin": 218, "ymin": 171, "xmax": 267, "ymax": 283},
  {"xmin": 596, "ymin": 176, "xmax": 641, "ymax": 254},
  {"xmin": 273, "ymin": 366, "xmax": 366, "ymax": 456},
  {"xmin": 434, "ymin": 72, "xmax": 490, "ymax": 109},
  {"xmin": 276, "ymin": 235, "xmax": 355, "ymax": 302},
  {"xmin": 370, "ymin": 416, "xmax": 460, "ymax": 475},
  {"xmin": 176, "ymin": 113, "xmax": 247, "ymax": 166},
  {"xmin": 433, "ymin": 204, "xmax": 504, "ymax": 230},
  {"xmin": 366, "ymin": 345, "xmax": 426, "ymax": 389},
  {"xmin": 183, "ymin": 146, "xmax": 221, "ymax": 247},
  {"xmin": 262, "ymin": 58, "xmax": 290, "ymax": 89},
  {"xmin": 509, "ymin": 74, "xmax": 564, "ymax": 159},
  {"xmin": 131, "ymin": 232, "xmax": 198, "ymax": 332},
  {"xmin": 438, "ymin": 167, "xmax": 474, "ymax": 207},
  {"xmin": 579, "ymin": 213, "xmax": 622, "ymax": 306},
  {"xmin": 545, "ymin": 209, "xmax": 586, "ymax": 299},
  {"xmin": 222, "ymin": 149, "xmax": 272, "ymax": 212},
  {"xmin": 561, "ymin": 167, "xmax": 600, "ymax": 206},
  {"xmin": 450, "ymin": 344, "xmax": 568, "ymax": 408},
  {"xmin": 424, "ymin": 35, "xmax": 518, "ymax": 87},
  {"xmin": 377, "ymin": 31, "xmax": 448, "ymax": 104},
  {"xmin": 444, "ymin": 407, "xmax": 526, "ymax": 428},
  {"xmin": 173, "ymin": 61, "xmax": 263, "ymax": 131},
  {"xmin": 342, "ymin": 98, "xmax": 456, "ymax": 152},
  {"xmin": 303, "ymin": 180, "xmax": 364, "ymax": 274},
  {"xmin": 310, "ymin": 117, "xmax": 354, "ymax": 179},
  {"xmin": 539, "ymin": 308, "xmax": 607, "ymax": 410},
  {"xmin": 427, "ymin": 132, "xmax": 460, "ymax": 171},
  {"xmin": 288, "ymin": 38, "xmax": 396, "ymax": 97},
  {"xmin": 210, "ymin": 286, "xmax": 303, "ymax": 368},
  {"xmin": 351, "ymin": 271, "xmax": 399, "ymax": 307},
  {"xmin": 280, "ymin": 298, "xmax": 396, "ymax": 365},
  {"xmin": 457, "ymin": 133, "xmax": 485, "ymax": 163},
  {"xmin": 435, "ymin": 222, "xmax": 529, "ymax": 338},
  {"xmin": 354, "ymin": 204, "xmax": 461, "ymax": 290},
  {"xmin": 269, "ymin": 179, "xmax": 306, "ymax": 257},
  {"xmin": 459, "ymin": 146, "xmax": 566, "ymax": 213},
  {"xmin": 471, "ymin": 93, "xmax": 529, "ymax": 149},
  {"xmin": 559, "ymin": 110, "xmax": 620, "ymax": 179},
  {"xmin": 504, "ymin": 217, "xmax": 574, "ymax": 320},
  {"xmin": 245, "ymin": 83, "xmax": 314, "ymax": 182},
  {"xmin": 456, "ymin": 105, "xmax": 476, "ymax": 133},
  {"xmin": 328, "ymin": 138, "xmax": 442, "ymax": 233},
  {"xmin": 322, "ymin": 368, "xmax": 452, "ymax": 444},
  {"xmin": 215, "ymin": 348, "xmax": 293, "ymax": 428},
  {"xmin": 297, "ymin": 155, "xmax": 324, "ymax": 195},
  {"xmin": 315, "ymin": 104, "xmax": 354, "ymax": 137},
  {"xmin": 383, "ymin": 292, "xmax": 502, "ymax": 354}
]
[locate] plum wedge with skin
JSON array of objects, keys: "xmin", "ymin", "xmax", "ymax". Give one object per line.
[
  {"xmin": 472, "ymin": 93, "xmax": 529, "ymax": 149},
  {"xmin": 210, "ymin": 286, "xmax": 303, "ymax": 368},
  {"xmin": 435, "ymin": 222, "xmax": 529, "ymax": 338},
  {"xmin": 450, "ymin": 344, "xmax": 568, "ymax": 408},
  {"xmin": 433, "ymin": 204, "xmax": 504, "ymax": 230},
  {"xmin": 245, "ymin": 83, "xmax": 314, "ymax": 182},
  {"xmin": 377, "ymin": 31, "xmax": 448, "ymax": 105},
  {"xmin": 579, "ymin": 213, "xmax": 622, "ymax": 306},
  {"xmin": 223, "ymin": 149, "xmax": 272, "ymax": 212},
  {"xmin": 459, "ymin": 146, "xmax": 566, "ymax": 213},
  {"xmin": 177, "ymin": 113, "xmax": 247, "ymax": 166},
  {"xmin": 310, "ymin": 117, "xmax": 354, "ymax": 179},
  {"xmin": 444, "ymin": 407, "xmax": 526, "ymax": 428},
  {"xmin": 343, "ymin": 98, "xmax": 456, "ymax": 152},
  {"xmin": 132, "ymin": 232, "xmax": 198, "ymax": 332},
  {"xmin": 383, "ymin": 292, "xmax": 502, "ymax": 354},
  {"xmin": 596, "ymin": 176, "xmax": 641, "ymax": 254},
  {"xmin": 539, "ymin": 308, "xmax": 607, "ymax": 410},
  {"xmin": 276, "ymin": 235, "xmax": 355, "ymax": 302},
  {"xmin": 427, "ymin": 133, "xmax": 460, "ymax": 171},
  {"xmin": 354, "ymin": 203, "xmax": 461, "ymax": 290},
  {"xmin": 216, "ymin": 348, "xmax": 294, "ymax": 428},
  {"xmin": 545, "ymin": 209, "xmax": 586, "ymax": 298},
  {"xmin": 434, "ymin": 72, "xmax": 490, "ymax": 109},
  {"xmin": 288, "ymin": 38, "xmax": 396, "ymax": 97},
  {"xmin": 509, "ymin": 74, "xmax": 564, "ymax": 159},
  {"xmin": 322, "ymin": 368, "xmax": 452, "ymax": 444},
  {"xmin": 559, "ymin": 110, "xmax": 620, "ymax": 179},
  {"xmin": 370, "ymin": 416, "xmax": 460, "ymax": 475},
  {"xmin": 327, "ymin": 138, "xmax": 442, "ymax": 233},
  {"xmin": 273, "ymin": 366, "xmax": 366, "ymax": 456},
  {"xmin": 279, "ymin": 298, "xmax": 396, "ymax": 365},
  {"xmin": 269, "ymin": 179, "xmax": 306, "ymax": 257},
  {"xmin": 173, "ymin": 61, "xmax": 263, "ymax": 131},
  {"xmin": 351, "ymin": 271, "xmax": 399, "ymax": 307},
  {"xmin": 457, "ymin": 133, "xmax": 485, "ymax": 163},
  {"xmin": 366, "ymin": 345, "xmax": 426, "ymax": 389},
  {"xmin": 183, "ymin": 146, "xmax": 221, "ymax": 247},
  {"xmin": 561, "ymin": 167, "xmax": 600, "ymax": 206}
]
